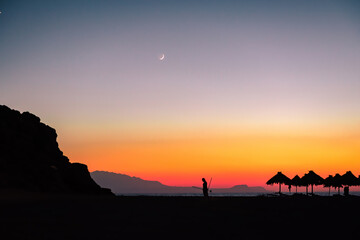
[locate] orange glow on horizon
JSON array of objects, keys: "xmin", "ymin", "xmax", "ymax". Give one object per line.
[{"xmin": 58, "ymin": 124, "xmax": 360, "ymax": 189}]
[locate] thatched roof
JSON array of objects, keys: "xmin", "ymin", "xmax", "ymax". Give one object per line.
[
  {"xmin": 341, "ymin": 171, "xmax": 359, "ymax": 187},
  {"xmin": 266, "ymin": 172, "xmax": 291, "ymax": 185},
  {"xmin": 323, "ymin": 175, "xmax": 333, "ymax": 188},
  {"xmin": 332, "ymin": 173, "xmax": 343, "ymax": 188},
  {"xmin": 301, "ymin": 170, "xmax": 323, "ymax": 186},
  {"xmin": 291, "ymin": 175, "xmax": 302, "ymax": 186}
]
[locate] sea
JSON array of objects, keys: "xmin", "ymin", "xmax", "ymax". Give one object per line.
[{"xmin": 117, "ymin": 191, "xmax": 360, "ymax": 197}]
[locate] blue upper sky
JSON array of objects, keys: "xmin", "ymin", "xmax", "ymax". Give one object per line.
[{"xmin": 0, "ymin": 0, "xmax": 359, "ymax": 133}]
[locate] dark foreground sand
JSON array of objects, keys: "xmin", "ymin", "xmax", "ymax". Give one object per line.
[{"xmin": 1, "ymin": 193, "xmax": 360, "ymax": 239}]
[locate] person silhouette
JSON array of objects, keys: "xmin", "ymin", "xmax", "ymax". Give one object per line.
[{"xmin": 202, "ymin": 178, "xmax": 208, "ymax": 198}]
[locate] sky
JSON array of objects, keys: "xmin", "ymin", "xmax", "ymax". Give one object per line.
[{"xmin": 1, "ymin": 0, "xmax": 360, "ymax": 189}]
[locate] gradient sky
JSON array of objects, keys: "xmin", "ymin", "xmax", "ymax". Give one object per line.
[{"xmin": 1, "ymin": 0, "xmax": 360, "ymax": 188}]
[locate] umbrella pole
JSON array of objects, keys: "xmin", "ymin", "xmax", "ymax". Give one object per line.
[
  {"xmin": 296, "ymin": 186, "xmax": 297, "ymax": 193},
  {"xmin": 279, "ymin": 183, "xmax": 281, "ymax": 194},
  {"xmin": 311, "ymin": 184, "xmax": 314, "ymax": 195}
]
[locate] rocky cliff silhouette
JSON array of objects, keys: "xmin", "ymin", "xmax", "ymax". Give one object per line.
[{"xmin": 0, "ymin": 105, "xmax": 113, "ymax": 195}]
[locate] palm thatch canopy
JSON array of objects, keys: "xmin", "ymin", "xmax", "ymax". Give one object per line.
[
  {"xmin": 291, "ymin": 175, "xmax": 302, "ymax": 187},
  {"xmin": 341, "ymin": 171, "xmax": 358, "ymax": 187},
  {"xmin": 332, "ymin": 173, "xmax": 343, "ymax": 194},
  {"xmin": 323, "ymin": 175, "xmax": 334, "ymax": 196},
  {"xmin": 300, "ymin": 174, "xmax": 309, "ymax": 187},
  {"xmin": 266, "ymin": 172, "xmax": 291, "ymax": 185},
  {"xmin": 323, "ymin": 175, "xmax": 334, "ymax": 188},
  {"xmin": 291, "ymin": 175, "xmax": 302, "ymax": 193},
  {"xmin": 332, "ymin": 174, "xmax": 343, "ymax": 188},
  {"xmin": 305, "ymin": 170, "xmax": 323, "ymax": 185},
  {"xmin": 266, "ymin": 172, "xmax": 291, "ymax": 194},
  {"xmin": 301, "ymin": 171, "xmax": 323, "ymax": 195}
]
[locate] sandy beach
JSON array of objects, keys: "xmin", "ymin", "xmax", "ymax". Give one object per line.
[{"xmin": 1, "ymin": 194, "xmax": 360, "ymax": 239}]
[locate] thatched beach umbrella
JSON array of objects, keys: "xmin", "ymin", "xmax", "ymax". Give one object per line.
[
  {"xmin": 332, "ymin": 173, "xmax": 343, "ymax": 195},
  {"xmin": 266, "ymin": 172, "xmax": 291, "ymax": 194},
  {"xmin": 323, "ymin": 175, "xmax": 333, "ymax": 196},
  {"xmin": 341, "ymin": 171, "xmax": 359, "ymax": 195},
  {"xmin": 291, "ymin": 175, "xmax": 302, "ymax": 193},
  {"xmin": 301, "ymin": 171, "xmax": 323, "ymax": 195},
  {"xmin": 300, "ymin": 173, "xmax": 310, "ymax": 195}
]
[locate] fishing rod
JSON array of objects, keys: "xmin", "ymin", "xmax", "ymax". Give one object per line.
[
  {"xmin": 208, "ymin": 177, "xmax": 213, "ymax": 193},
  {"xmin": 208, "ymin": 177, "xmax": 212, "ymax": 189}
]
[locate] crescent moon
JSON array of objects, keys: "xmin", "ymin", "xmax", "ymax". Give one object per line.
[{"xmin": 159, "ymin": 54, "xmax": 165, "ymax": 60}]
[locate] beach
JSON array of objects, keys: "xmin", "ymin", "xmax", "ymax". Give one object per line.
[{"xmin": 1, "ymin": 194, "xmax": 360, "ymax": 239}]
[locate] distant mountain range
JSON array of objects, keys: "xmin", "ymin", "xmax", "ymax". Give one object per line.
[{"xmin": 91, "ymin": 171, "xmax": 268, "ymax": 194}]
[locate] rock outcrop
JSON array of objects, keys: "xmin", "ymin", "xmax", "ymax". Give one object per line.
[{"xmin": 0, "ymin": 105, "xmax": 113, "ymax": 195}]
